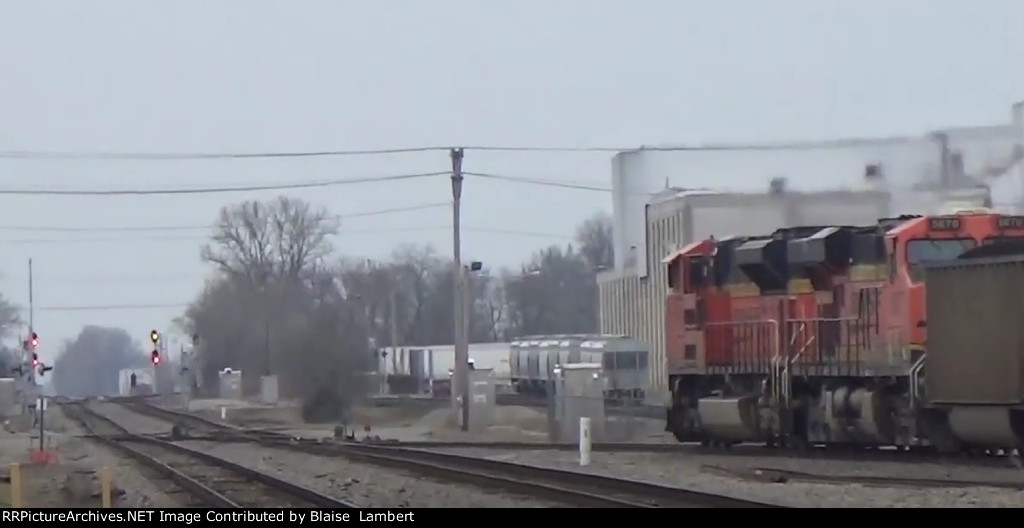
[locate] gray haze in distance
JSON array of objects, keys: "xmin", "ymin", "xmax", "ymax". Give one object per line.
[{"xmin": 0, "ymin": 0, "xmax": 1022, "ymax": 362}]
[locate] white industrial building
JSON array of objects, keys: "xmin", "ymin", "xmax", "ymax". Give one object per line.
[{"xmin": 600, "ymin": 101, "xmax": 1024, "ymax": 400}]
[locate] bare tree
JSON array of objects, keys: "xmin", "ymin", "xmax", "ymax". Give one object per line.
[
  {"xmin": 201, "ymin": 196, "xmax": 339, "ymax": 285},
  {"xmin": 181, "ymin": 203, "xmax": 617, "ymax": 417},
  {"xmin": 0, "ymin": 294, "xmax": 22, "ymax": 339},
  {"xmin": 575, "ymin": 211, "xmax": 614, "ymax": 270},
  {"xmin": 504, "ymin": 245, "xmax": 600, "ymax": 337},
  {"xmin": 481, "ymin": 272, "xmax": 508, "ymax": 341},
  {"xmin": 185, "ymin": 197, "xmax": 369, "ymax": 420}
]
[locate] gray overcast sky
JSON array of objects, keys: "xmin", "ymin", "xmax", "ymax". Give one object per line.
[{"xmin": 0, "ymin": 0, "xmax": 1021, "ymax": 359}]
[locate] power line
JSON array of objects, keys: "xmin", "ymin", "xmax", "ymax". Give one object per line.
[
  {"xmin": 0, "ymin": 225, "xmax": 575, "ymax": 245},
  {"xmin": 0, "ymin": 146, "xmax": 624, "ymax": 160},
  {"xmin": 2, "ymin": 274, "xmax": 200, "ymax": 285},
  {"xmin": 0, "ymin": 165, "xmax": 653, "ymax": 198},
  {"xmin": 36, "ymin": 302, "xmax": 189, "ymax": 312},
  {"xmin": 0, "ymin": 202, "xmax": 450, "ymax": 233},
  {"xmin": 0, "ymin": 171, "xmax": 448, "ymax": 196},
  {"xmin": 0, "ymin": 140, "xmax": 901, "ymax": 161},
  {"xmin": 467, "ymin": 171, "xmax": 715, "ymax": 196},
  {"xmin": 465, "ymin": 171, "xmax": 613, "ymax": 192},
  {"xmin": 0, "ymin": 146, "xmax": 452, "ymax": 160}
]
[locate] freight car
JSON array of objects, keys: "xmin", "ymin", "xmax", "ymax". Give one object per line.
[
  {"xmin": 663, "ymin": 209, "xmax": 1024, "ymax": 451},
  {"xmin": 508, "ymin": 335, "xmax": 649, "ymax": 400},
  {"xmin": 919, "ymin": 241, "xmax": 1024, "ymax": 453}
]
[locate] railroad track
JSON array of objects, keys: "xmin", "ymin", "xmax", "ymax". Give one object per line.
[
  {"xmin": 352, "ymin": 441, "xmax": 1023, "ymax": 469},
  {"xmin": 61, "ymin": 403, "xmax": 360, "ymax": 508},
  {"xmin": 701, "ymin": 464, "xmax": 1024, "ymax": 491},
  {"xmin": 117, "ymin": 400, "xmax": 1023, "ymax": 471},
  {"xmin": 122, "ymin": 400, "xmax": 783, "ymax": 508},
  {"xmin": 309, "ymin": 442, "xmax": 784, "ymax": 508}
]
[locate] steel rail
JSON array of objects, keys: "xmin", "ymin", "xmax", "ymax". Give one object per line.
[
  {"xmin": 63, "ymin": 403, "xmax": 360, "ymax": 508},
  {"xmin": 323, "ymin": 443, "xmax": 784, "ymax": 508},
  {"xmin": 122, "ymin": 400, "xmax": 782, "ymax": 508},
  {"xmin": 702, "ymin": 464, "xmax": 1024, "ymax": 491},
  {"xmin": 124, "ymin": 400, "xmax": 1023, "ymax": 470}
]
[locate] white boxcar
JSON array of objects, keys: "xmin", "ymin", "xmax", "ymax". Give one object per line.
[
  {"xmin": 509, "ymin": 335, "xmax": 649, "ymax": 400},
  {"xmin": 378, "ymin": 343, "xmax": 511, "ymax": 380}
]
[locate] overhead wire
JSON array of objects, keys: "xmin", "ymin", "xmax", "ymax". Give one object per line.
[
  {"xmin": 0, "ymin": 170, "xmax": 628, "ymax": 198},
  {"xmin": 28, "ymin": 224, "xmax": 576, "ymax": 309},
  {"xmin": 0, "ymin": 138, "xmax": 909, "ymax": 160},
  {"xmin": 0, "ymin": 146, "xmax": 623, "ymax": 160},
  {"xmin": 0, "ymin": 201, "xmax": 451, "ymax": 233},
  {"xmin": 465, "ymin": 171, "xmax": 613, "ymax": 192},
  {"xmin": 0, "ymin": 171, "xmax": 448, "ymax": 196},
  {"xmin": 0, "ymin": 146, "xmax": 452, "ymax": 160},
  {"xmin": 2, "ymin": 273, "xmax": 200, "ymax": 285},
  {"xmin": 36, "ymin": 302, "xmax": 190, "ymax": 312},
  {"xmin": 0, "ymin": 225, "xmax": 574, "ymax": 245},
  {"xmin": 0, "ymin": 148, "xmax": 603, "ymax": 313}
]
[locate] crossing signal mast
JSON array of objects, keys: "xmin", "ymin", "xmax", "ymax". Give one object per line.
[
  {"xmin": 150, "ymin": 330, "xmax": 161, "ymax": 365},
  {"xmin": 23, "ymin": 332, "xmax": 51, "ymax": 377}
]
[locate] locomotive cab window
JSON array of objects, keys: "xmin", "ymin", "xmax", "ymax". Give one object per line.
[
  {"xmin": 905, "ymin": 238, "xmax": 975, "ymax": 281},
  {"xmin": 686, "ymin": 257, "xmax": 710, "ymax": 293}
]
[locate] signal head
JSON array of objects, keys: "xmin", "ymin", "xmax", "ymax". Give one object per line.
[
  {"xmin": 150, "ymin": 330, "xmax": 160, "ymax": 344},
  {"xmin": 31, "ymin": 352, "xmax": 38, "ymax": 367},
  {"xmin": 151, "ymin": 349, "xmax": 161, "ymax": 365},
  {"xmin": 30, "ymin": 332, "xmax": 38, "ymax": 348}
]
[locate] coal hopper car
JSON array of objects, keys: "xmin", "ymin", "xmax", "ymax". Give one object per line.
[{"xmin": 922, "ymin": 241, "xmax": 1024, "ymax": 453}]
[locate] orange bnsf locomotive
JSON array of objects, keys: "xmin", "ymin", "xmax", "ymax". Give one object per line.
[{"xmin": 663, "ymin": 209, "xmax": 1024, "ymax": 451}]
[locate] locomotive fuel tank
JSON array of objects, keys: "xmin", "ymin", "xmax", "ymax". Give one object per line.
[
  {"xmin": 697, "ymin": 396, "xmax": 771, "ymax": 442},
  {"xmin": 924, "ymin": 251, "xmax": 1024, "ymax": 449}
]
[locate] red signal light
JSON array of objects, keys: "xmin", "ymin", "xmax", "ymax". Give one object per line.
[
  {"xmin": 31, "ymin": 353, "xmax": 38, "ymax": 367},
  {"xmin": 151, "ymin": 350, "xmax": 161, "ymax": 365},
  {"xmin": 30, "ymin": 332, "xmax": 38, "ymax": 348}
]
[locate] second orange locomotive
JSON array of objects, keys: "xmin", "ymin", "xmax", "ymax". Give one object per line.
[{"xmin": 663, "ymin": 209, "xmax": 1024, "ymax": 450}]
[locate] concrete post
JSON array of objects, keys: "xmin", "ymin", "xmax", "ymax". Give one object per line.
[
  {"xmin": 9, "ymin": 463, "xmax": 22, "ymax": 507},
  {"xmin": 100, "ymin": 467, "xmax": 112, "ymax": 508},
  {"xmin": 579, "ymin": 417, "xmax": 592, "ymax": 466}
]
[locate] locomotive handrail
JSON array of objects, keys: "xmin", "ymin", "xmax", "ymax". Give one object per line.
[
  {"xmin": 778, "ymin": 317, "xmax": 859, "ymax": 407},
  {"xmin": 909, "ymin": 353, "xmax": 927, "ymax": 409}
]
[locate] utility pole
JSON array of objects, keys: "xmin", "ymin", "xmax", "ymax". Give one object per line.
[
  {"xmin": 463, "ymin": 273, "xmax": 472, "ymax": 351},
  {"xmin": 27, "ymin": 259, "xmax": 35, "ymax": 387},
  {"xmin": 389, "ymin": 290, "xmax": 401, "ymax": 372},
  {"xmin": 450, "ymin": 147, "xmax": 469, "ymax": 432},
  {"xmin": 263, "ymin": 320, "xmax": 271, "ymax": 377},
  {"xmin": 27, "ymin": 259, "xmax": 33, "ymax": 337}
]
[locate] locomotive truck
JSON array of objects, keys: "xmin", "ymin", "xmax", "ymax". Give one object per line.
[{"xmin": 663, "ymin": 209, "xmax": 1024, "ymax": 452}]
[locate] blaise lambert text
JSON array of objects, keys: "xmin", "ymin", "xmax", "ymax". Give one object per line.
[{"xmin": 306, "ymin": 510, "xmax": 415, "ymax": 522}]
